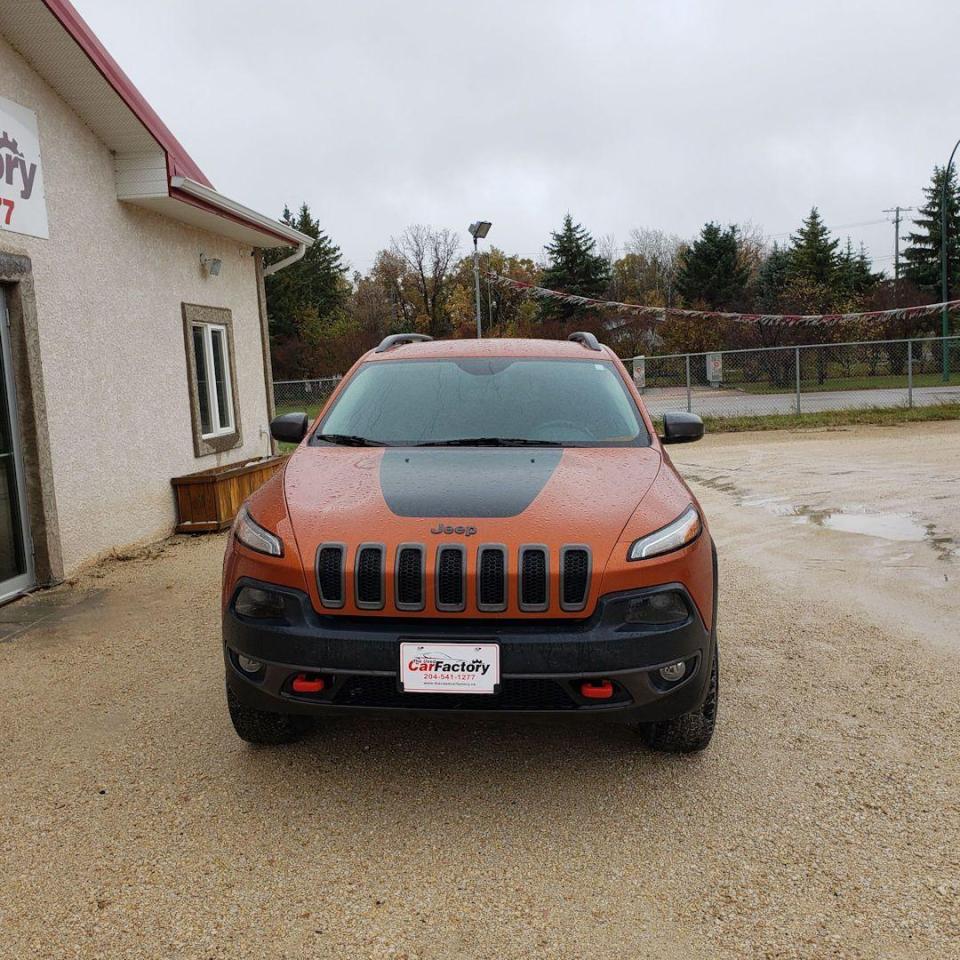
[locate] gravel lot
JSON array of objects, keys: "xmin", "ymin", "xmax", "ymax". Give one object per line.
[{"xmin": 2, "ymin": 422, "xmax": 958, "ymax": 959}]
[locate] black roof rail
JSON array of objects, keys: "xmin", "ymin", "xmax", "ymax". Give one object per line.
[
  {"xmin": 568, "ymin": 331, "xmax": 602, "ymax": 352},
  {"xmin": 374, "ymin": 333, "xmax": 433, "ymax": 354}
]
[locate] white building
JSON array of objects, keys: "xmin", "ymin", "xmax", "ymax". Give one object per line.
[{"xmin": 0, "ymin": 0, "xmax": 310, "ymax": 600}]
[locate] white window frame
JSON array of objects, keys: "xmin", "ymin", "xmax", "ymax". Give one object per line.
[{"xmin": 192, "ymin": 321, "xmax": 235, "ymax": 438}]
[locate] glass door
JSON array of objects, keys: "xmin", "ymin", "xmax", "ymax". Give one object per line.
[{"xmin": 0, "ymin": 289, "xmax": 34, "ymax": 601}]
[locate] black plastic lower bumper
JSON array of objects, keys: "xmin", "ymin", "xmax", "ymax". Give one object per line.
[{"xmin": 224, "ymin": 577, "xmax": 716, "ymax": 724}]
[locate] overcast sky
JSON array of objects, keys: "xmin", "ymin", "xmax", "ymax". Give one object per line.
[{"xmin": 75, "ymin": 0, "xmax": 958, "ymax": 276}]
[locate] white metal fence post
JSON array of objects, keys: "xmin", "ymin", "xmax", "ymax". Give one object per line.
[
  {"xmin": 795, "ymin": 347, "xmax": 802, "ymax": 415},
  {"xmin": 685, "ymin": 354, "xmax": 692, "ymax": 413}
]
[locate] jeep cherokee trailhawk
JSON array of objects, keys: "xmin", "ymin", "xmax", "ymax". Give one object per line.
[{"xmin": 223, "ymin": 332, "xmax": 718, "ymax": 752}]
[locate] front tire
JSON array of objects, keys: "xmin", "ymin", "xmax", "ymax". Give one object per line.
[
  {"xmin": 226, "ymin": 684, "xmax": 314, "ymax": 745},
  {"xmin": 639, "ymin": 647, "xmax": 719, "ymax": 753}
]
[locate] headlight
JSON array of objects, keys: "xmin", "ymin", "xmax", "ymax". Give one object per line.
[
  {"xmin": 628, "ymin": 505, "xmax": 701, "ymax": 561},
  {"xmin": 234, "ymin": 506, "xmax": 283, "ymax": 557}
]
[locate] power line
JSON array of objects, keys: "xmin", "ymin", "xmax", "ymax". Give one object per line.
[{"xmin": 766, "ymin": 217, "xmax": 890, "ymax": 240}]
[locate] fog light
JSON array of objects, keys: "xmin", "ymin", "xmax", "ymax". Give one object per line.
[
  {"xmin": 659, "ymin": 661, "xmax": 687, "ymax": 682},
  {"xmin": 291, "ymin": 673, "xmax": 325, "ymax": 695},
  {"xmin": 237, "ymin": 655, "xmax": 263, "ymax": 674},
  {"xmin": 235, "ymin": 586, "xmax": 287, "ymax": 620},
  {"xmin": 625, "ymin": 591, "xmax": 689, "ymax": 625}
]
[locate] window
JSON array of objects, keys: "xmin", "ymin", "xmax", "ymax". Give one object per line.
[
  {"xmin": 182, "ymin": 304, "xmax": 241, "ymax": 456},
  {"xmin": 192, "ymin": 322, "xmax": 234, "ymax": 437},
  {"xmin": 316, "ymin": 358, "xmax": 650, "ymax": 447}
]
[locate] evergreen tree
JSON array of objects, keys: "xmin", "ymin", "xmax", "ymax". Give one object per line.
[
  {"xmin": 835, "ymin": 239, "xmax": 880, "ymax": 301},
  {"xmin": 674, "ymin": 222, "xmax": 749, "ymax": 309},
  {"xmin": 902, "ymin": 165, "xmax": 960, "ymax": 294},
  {"xmin": 755, "ymin": 243, "xmax": 791, "ymax": 312},
  {"xmin": 788, "ymin": 207, "xmax": 838, "ymax": 286},
  {"xmin": 264, "ymin": 203, "xmax": 349, "ymax": 342},
  {"xmin": 539, "ymin": 214, "xmax": 610, "ymax": 323}
]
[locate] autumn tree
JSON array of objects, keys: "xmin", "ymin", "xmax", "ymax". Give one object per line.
[
  {"xmin": 615, "ymin": 228, "xmax": 685, "ymax": 305},
  {"xmin": 390, "ymin": 225, "xmax": 461, "ymax": 338},
  {"xmin": 445, "ymin": 248, "xmax": 542, "ymax": 337},
  {"xmin": 368, "ymin": 249, "xmax": 417, "ymax": 333}
]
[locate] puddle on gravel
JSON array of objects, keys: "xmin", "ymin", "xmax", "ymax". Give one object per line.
[
  {"xmin": 685, "ymin": 471, "xmax": 957, "ymax": 560},
  {"xmin": 793, "ymin": 509, "xmax": 925, "ymax": 539},
  {"xmin": 791, "ymin": 509, "xmax": 957, "ymax": 560}
]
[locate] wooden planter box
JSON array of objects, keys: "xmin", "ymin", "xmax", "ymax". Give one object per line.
[{"xmin": 171, "ymin": 455, "xmax": 286, "ymax": 533}]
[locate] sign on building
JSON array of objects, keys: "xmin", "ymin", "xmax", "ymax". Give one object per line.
[
  {"xmin": 706, "ymin": 352, "xmax": 723, "ymax": 385},
  {"xmin": 632, "ymin": 356, "xmax": 646, "ymax": 390},
  {"xmin": 0, "ymin": 95, "xmax": 48, "ymax": 240}
]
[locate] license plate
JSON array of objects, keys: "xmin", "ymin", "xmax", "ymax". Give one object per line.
[{"xmin": 400, "ymin": 642, "xmax": 500, "ymax": 694}]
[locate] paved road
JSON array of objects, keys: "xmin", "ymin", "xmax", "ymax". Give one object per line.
[{"xmin": 643, "ymin": 383, "xmax": 960, "ymax": 417}]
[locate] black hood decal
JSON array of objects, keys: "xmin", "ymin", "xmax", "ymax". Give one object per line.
[{"xmin": 380, "ymin": 448, "xmax": 563, "ymax": 518}]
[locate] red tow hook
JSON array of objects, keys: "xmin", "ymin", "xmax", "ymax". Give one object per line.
[
  {"xmin": 580, "ymin": 679, "xmax": 615, "ymax": 700},
  {"xmin": 291, "ymin": 674, "xmax": 325, "ymax": 694}
]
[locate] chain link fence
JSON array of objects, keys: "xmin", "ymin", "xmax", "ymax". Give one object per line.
[
  {"xmin": 629, "ymin": 336, "xmax": 960, "ymax": 420},
  {"xmin": 272, "ymin": 377, "xmax": 341, "ymax": 418},
  {"xmin": 272, "ymin": 337, "xmax": 960, "ymax": 425}
]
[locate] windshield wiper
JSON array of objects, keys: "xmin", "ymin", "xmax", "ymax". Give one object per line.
[
  {"xmin": 315, "ymin": 433, "xmax": 389, "ymax": 447},
  {"xmin": 415, "ymin": 437, "xmax": 563, "ymax": 447}
]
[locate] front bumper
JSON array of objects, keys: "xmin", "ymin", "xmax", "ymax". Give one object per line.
[{"xmin": 224, "ymin": 577, "xmax": 716, "ymax": 724}]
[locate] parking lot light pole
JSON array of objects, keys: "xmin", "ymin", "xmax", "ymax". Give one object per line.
[
  {"xmin": 468, "ymin": 221, "xmax": 492, "ymax": 338},
  {"xmin": 941, "ymin": 139, "xmax": 960, "ymax": 381}
]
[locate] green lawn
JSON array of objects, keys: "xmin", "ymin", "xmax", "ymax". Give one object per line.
[
  {"xmin": 734, "ymin": 371, "xmax": 960, "ymax": 394},
  {"xmin": 275, "ymin": 402, "xmax": 326, "ymax": 421},
  {"xmin": 694, "ymin": 403, "xmax": 960, "ymax": 434}
]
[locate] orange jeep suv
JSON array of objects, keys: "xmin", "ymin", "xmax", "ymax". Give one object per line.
[{"xmin": 223, "ymin": 332, "xmax": 718, "ymax": 752}]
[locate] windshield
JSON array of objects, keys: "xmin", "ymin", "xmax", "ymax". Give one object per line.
[{"xmin": 315, "ymin": 357, "xmax": 650, "ymax": 447}]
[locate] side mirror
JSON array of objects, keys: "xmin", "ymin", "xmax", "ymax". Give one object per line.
[
  {"xmin": 270, "ymin": 411, "xmax": 309, "ymax": 444},
  {"xmin": 661, "ymin": 411, "xmax": 704, "ymax": 444}
]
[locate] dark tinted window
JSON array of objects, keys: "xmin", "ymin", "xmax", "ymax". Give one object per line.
[{"xmin": 317, "ymin": 358, "xmax": 649, "ymax": 446}]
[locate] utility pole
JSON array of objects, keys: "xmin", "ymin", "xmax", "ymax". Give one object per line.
[
  {"xmin": 942, "ymin": 140, "xmax": 960, "ymax": 381},
  {"xmin": 882, "ymin": 205, "xmax": 913, "ymax": 280}
]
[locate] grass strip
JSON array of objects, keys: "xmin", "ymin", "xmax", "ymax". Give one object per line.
[{"xmin": 695, "ymin": 403, "xmax": 960, "ymax": 434}]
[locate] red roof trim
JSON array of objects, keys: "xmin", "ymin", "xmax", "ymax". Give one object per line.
[{"xmin": 39, "ymin": 0, "xmax": 213, "ymax": 188}]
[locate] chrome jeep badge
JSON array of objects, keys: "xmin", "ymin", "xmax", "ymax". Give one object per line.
[{"xmin": 431, "ymin": 523, "xmax": 478, "ymax": 536}]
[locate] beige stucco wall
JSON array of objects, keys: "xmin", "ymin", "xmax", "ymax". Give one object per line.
[{"xmin": 0, "ymin": 34, "xmax": 272, "ymax": 574}]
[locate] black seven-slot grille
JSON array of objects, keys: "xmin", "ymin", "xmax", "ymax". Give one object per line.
[
  {"xmin": 316, "ymin": 543, "xmax": 345, "ymax": 608},
  {"xmin": 560, "ymin": 545, "xmax": 591, "ymax": 612},
  {"xmin": 477, "ymin": 545, "xmax": 507, "ymax": 612},
  {"xmin": 436, "ymin": 545, "xmax": 466, "ymax": 611},
  {"xmin": 395, "ymin": 544, "xmax": 425, "ymax": 610},
  {"xmin": 314, "ymin": 544, "xmax": 591, "ymax": 613},
  {"xmin": 519, "ymin": 546, "xmax": 548, "ymax": 612},
  {"xmin": 355, "ymin": 544, "xmax": 385, "ymax": 609}
]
